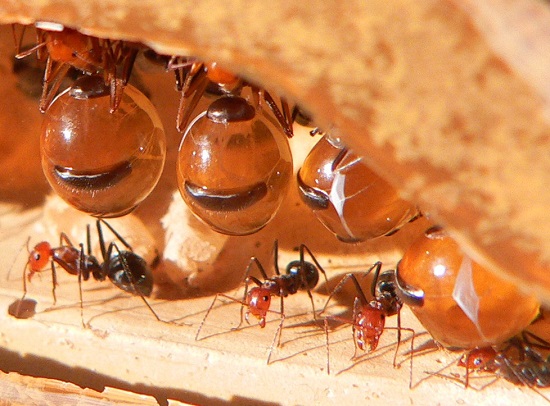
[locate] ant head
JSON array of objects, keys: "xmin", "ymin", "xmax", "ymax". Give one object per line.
[
  {"xmin": 354, "ymin": 301, "xmax": 386, "ymax": 352},
  {"xmin": 246, "ymin": 287, "xmax": 272, "ymax": 326},
  {"xmin": 458, "ymin": 347, "xmax": 497, "ymax": 371},
  {"xmin": 375, "ymin": 270, "xmax": 402, "ymax": 317},
  {"xmin": 45, "ymin": 28, "xmax": 89, "ymax": 64},
  {"xmin": 28, "ymin": 241, "xmax": 51, "ymax": 272}
]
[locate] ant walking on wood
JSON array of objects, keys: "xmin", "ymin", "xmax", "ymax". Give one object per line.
[
  {"xmin": 17, "ymin": 219, "xmax": 160, "ymax": 325},
  {"xmin": 196, "ymin": 240, "xmax": 328, "ymax": 363},
  {"xmin": 320, "ymin": 262, "xmax": 415, "ymax": 378}
]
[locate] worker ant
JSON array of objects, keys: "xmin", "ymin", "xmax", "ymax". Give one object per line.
[
  {"xmin": 394, "ymin": 225, "xmax": 540, "ymax": 350},
  {"xmin": 195, "ymin": 241, "xmax": 328, "ymax": 363},
  {"xmin": 418, "ymin": 330, "xmax": 550, "ymax": 398},
  {"xmin": 18, "ymin": 219, "xmax": 160, "ymax": 324},
  {"xmin": 320, "ymin": 262, "xmax": 415, "ymax": 378},
  {"xmin": 13, "ymin": 22, "xmax": 139, "ymax": 112},
  {"xmin": 175, "ymin": 59, "xmax": 294, "ymax": 235}
]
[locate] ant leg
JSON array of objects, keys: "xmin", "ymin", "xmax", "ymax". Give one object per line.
[
  {"xmin": 14, "ymin": 40, "xmax": 47, "ymax": 59},
  {"xmin": 107, "ymin": 242, "xmax": 162, "ymax": 322},
  {"xmin": 276, "ymin": 294, "xmax": 285, "ymax": 347},
  {"xmin": 97, "ymin": 219, "xmax": 108, "ymax": 262},
  {"xmin": 393, "ymin": 310, "xmax": 402, "ymax": 367},
  {"xmin": 320, "ymin": 273, "xmax": 369, "ymax": 316},
  {"xmin": 263, "ymin": 91, "xmax": 293, "ymax": 138},
  {"xmin": 78, "ymin": 243, "xmax": 86, "ymax": 327},
  {"xmin": 324, "ymin": 318, "xmax": 331, "ymax": 375},
  {"xmin": 363, "ymin": 261, "xmax": 382, "ymax": 297},
  {"xmin": 109, "ymin": 76, "xmax": 125, "ymax": 113},
  {"xmin": 281, "ymin": 98, "xmax": 292, "ymax": 129},
  {"xmin": 300, "ymin": 244, "xmax": 329, "ymax": 292},
  {"xmin": 273, "ymin": 240, "xmax": 281, "ymax": 276},
  {"xmin": 196, "ymin": 293, "xmax": 246, "ymax": 340},
  {"xmin": 267, "ymin": 311, "xmax": 286, "ymax": 365},
  {"xmin": 59, "ymin": 232, "xmax": 75, "ymax": 248},
  {"xmin": 51, "ymin": 260, "xmax": 58, "ymax": 305},
  {"xmin": 85, "ymin": 224, "xmax": 92, "ymax": 256},
  {"xmin": 176, "ymin": 64, "xmax": 208, "ymax": 132},
  {"xmin": 97, "ymin": 219, "xmax": 133, "ymax": 251},
  {"xmin": 21, "ymin": 259, "xmax": 29, "ymax": 301},
  {"xmin": 119, "ymin": 46, "xmax": 138, "ymax": 86},
  {"xmin": 196, "ymin": 292, "xmax": 221, "ymax": 341},
  {"xmin": 39, "ymin": 59, "xmax": 70, "ymax": 112}
]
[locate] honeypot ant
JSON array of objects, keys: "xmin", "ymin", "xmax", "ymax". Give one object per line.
[
  {"xmin": 297, "ymin": 134, "xmax": 421, "ymax": 243},
  {"xmin": 18, "ymin": 219, "xmax": 160, "ymax": 324},
  {"xmin": 320, "ymin": 262, "xmax": 415, "ymax": 377},
  {"xmin": 196, "ymin": 241, "xmax": 328, "ymax": 363},
  {"xmin": 13, "ymin": 22, "xmax": 138, "ymax": 112},
  {"xmin": 168, "ymin": 57, "xmax": 293, "ymax": 136}
]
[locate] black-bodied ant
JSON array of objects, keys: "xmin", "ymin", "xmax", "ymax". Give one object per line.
[
  {"xmin": 196, "ymin": 240, "xmax": 328, "ymax": 363},
  {"xmin": 17, "ymin": 219, "xmax": 160, "ymax": 324},
  {"xmin": 320, "ymin": 262, "xmax": 415, "ymax": 377}
]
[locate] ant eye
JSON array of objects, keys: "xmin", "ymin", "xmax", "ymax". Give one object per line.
[
  {"xmin": 298, "ymin": 134, "xmax": 418, "ymax": 242},
  {"xmin": 177, "ymin": 95, "xmax": 292, "ymax": 235},
  {"xmin": 41, "ymin": 76, "xmax": 166, "ymax": 218},
  {"xmin": 263, "ymin": 295, "xmax": 269, "ymax": 302}
]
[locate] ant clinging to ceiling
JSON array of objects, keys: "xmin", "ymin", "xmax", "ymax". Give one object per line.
[
  {"xmin": 13, "ymin": 22, "xmax": 139, "ymax": 112},
  {"xmin": 168, "ymin": 57, "xmax": 294, "ymax": 137}
]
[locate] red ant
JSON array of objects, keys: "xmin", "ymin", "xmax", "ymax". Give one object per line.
[
  {"xmin": 320, "ymin": 262, "xmax": 415, "ymax": 377},
  {"xmin": 19, "ymin": 219, "xmax": 160, "ymax": 324},
  {"xmin": 168, "ymin": 57, "xmax": 293, "ymax": 136},
  {"xmin": 423, "ymin": 331, "xmax": 550, "ymax": 398},
  {"xmin": 195, "ymin": 241, "xmax": 328, "ymax": 363},
  {"xmin": 13, "ymin": 22, "xmax": 138, "ymax": 112}
]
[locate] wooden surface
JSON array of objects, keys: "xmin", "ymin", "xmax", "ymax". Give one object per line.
[
  {"xmin": 0, "ymin": 25, "xmax": 548, "ymax": 405},
  {"xmin": 0, "ymin": 204, "xmax": 549, "ymax": 405}
]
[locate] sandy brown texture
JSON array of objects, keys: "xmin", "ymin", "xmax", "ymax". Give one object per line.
[{"xmin": 0, "ymin": 0, "xmax": 548, "ymax": 302}]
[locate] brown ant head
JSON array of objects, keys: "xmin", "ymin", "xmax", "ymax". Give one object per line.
[
  {"xmin": 354, "ymin": 301, "xmax": 386, "ymax": 352},
  {"xmin": 246, "ymin": 287, "xmax": 272, "ymax": 327},
  {"xmin": 28, "ymin": 241, "xmax": 51, "ymax": 273},
  {"xmin": 205, "ymin": 62, "xmax": 240, "ymax": 87},
  {"xmin": 45, "ymin": 28, "xmax": 90, "ymax": 64}
]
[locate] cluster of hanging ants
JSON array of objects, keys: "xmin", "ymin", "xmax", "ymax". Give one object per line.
[{"xmin": 9, "ymin": 22, "xmax": 550, "ymax": 400}]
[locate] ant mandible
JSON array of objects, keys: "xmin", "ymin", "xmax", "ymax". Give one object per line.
[
  {"xmin": 168, "ymin": 57, "xmax": 293, "ymax": 137},
  {"xmin": 320, "ymin": 262, "xmax": 415, "ymax": 377},
  {"xmin": 13, "ymin": 22, "xmax": 138, "ymax": 112},
  {"xmin": 196, "ymin": 240, "xmax": 328, "ymax": 363},
  {"xmin": 20, "ymin": 219, "xmax": 160, "ymax": 324}
]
